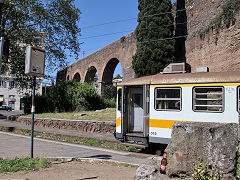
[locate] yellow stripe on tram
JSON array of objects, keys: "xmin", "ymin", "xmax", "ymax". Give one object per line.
[
  {"xmin": 116, "ymin": 117, "xmax": 121, "ymax": 127},
  {"xmin": 149, "ymin": 119, "xmax": 228, "ymax": 129},
  {"xmin": 149, "ymin": 119, "xmax": 192, "ymax": 129}
]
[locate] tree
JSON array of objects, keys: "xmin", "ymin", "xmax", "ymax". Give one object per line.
[
  {"xmin": 0, "ymin": 0, "xmax": 81, "ymax": 83},
  {"xmin": 114, "ymin": 74, "xmax": 121, "ymax": 79},
  {"xmin": 132, "ymin": 0, "xmax": 175, "ymax": 77}
]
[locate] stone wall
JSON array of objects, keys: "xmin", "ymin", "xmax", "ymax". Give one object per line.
[
  {"xmin": 183, "ymin": 0, "xmax": 240, "ymax": 72},
  {"xmin": 186, "ymin": 22, "xmax": 240, "ymax": 73},
  {"xmin": 184, "ymin": 0, "xmax": 226, "ymax": 36},
  {"xmin": 13, "ymin": 117, "xmax": 116, "ymax": 135}
]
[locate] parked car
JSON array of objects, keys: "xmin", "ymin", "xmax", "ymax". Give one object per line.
[{"xmin": 0, "ymin": 105, "xmax": 12, "ymax": 111}]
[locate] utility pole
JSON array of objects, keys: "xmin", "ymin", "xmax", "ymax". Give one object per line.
[{"xmin": 82, "ymin": 50, "xmax": 85, "ymax": 58}]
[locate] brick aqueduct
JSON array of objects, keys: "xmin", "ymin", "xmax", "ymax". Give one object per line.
[
  {"xmin": 57, "ymin": 33, "xmax": 136, "ymax": 94},
  {"xmin": 57, "ymin": 0, "xmax": 240, "ymax": 94}
]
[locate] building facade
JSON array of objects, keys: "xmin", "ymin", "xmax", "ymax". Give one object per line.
[{"xmin": 0, "ymin": 75, "xmax": 42, "ymax": 111}]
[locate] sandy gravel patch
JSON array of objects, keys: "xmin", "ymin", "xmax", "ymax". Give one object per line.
[{"xmin": 0, "ymin": 160, "xmax": 137, "ymax": 180}]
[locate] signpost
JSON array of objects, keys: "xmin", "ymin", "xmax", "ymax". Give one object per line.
[{"xmin": 25, "ymin": 46, "xmax": 46, "ymax": 158}]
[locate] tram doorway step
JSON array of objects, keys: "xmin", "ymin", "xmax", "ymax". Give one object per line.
[
  {"xmin": 121, "ymin": 142, "xmax": 148, "ymax": 149},
  {"xmin": 125, "ymin": 133, "xmax": 148, "ymax": 147}
]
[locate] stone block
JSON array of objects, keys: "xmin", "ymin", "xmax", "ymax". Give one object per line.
[{"xmin": 165, "ymin": 122, "xmax": 238, "ymax": 178}]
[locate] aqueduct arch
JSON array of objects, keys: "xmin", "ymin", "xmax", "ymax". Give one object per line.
[
  {"xmin": 84, "ymin": 65, "xmax": 98, "ymax": 84},
  {"xmin": 58, "ymin": 32, "xmax": 137, "ymax": 94},
  {"xmin": 101, "ymin": 58, "xmax": 121, "ymax": 91},
  {"xmin": 72, "ymin": 72, "xmax": 81, "ymax": 82}
]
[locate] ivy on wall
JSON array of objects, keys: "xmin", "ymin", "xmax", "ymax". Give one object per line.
[{"xmin": 190, "ymin": 0, "xmax": 239, "ymax": 42}]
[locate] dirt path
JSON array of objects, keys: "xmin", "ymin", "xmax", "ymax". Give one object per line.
[{"xmin": 0, "ymin": 161, "xmax": 137, "ymax": 180}]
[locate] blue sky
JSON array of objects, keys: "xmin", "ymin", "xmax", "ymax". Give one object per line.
[{"xmin": 64, "ymin": 0, "xmax": 175, "ymax": 78}]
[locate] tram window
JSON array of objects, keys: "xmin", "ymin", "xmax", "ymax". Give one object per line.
[
  {"xmin": 117, "ymin": 89, "xmax": 122, "ymax": 111},
  {"xmin": 155, "ymin": 88, "xmax": 181, "ymax": 111},
  {"xmin": 193, "ymin": 87, "xmax": 223, "ymax": 112},
  {"xmin": 133, "ymin": 93, "xmax": 142, "ymax": 107}
]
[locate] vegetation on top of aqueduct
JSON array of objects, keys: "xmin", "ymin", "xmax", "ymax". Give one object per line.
[
  {"xmin": 22, "ymin": 81, "xmax": 115, "ymax": 114},
  {"xmin": 132, "ymin": 0, "xmax": 175, "ymax": 77}
]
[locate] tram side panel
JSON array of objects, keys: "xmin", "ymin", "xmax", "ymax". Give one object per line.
[{"xmin": 148, "ymin": 84, "xmax": 239, "ymax": 144}]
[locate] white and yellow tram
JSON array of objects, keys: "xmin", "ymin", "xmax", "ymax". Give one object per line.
[{"xmin": 115, "ymin": 71, "xmax": 240, "ymax": 147}]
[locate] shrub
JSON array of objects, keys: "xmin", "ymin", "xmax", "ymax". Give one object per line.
[
  {"xmin": 102, "ymin": 98, "xmax": 116, "ymax": 108},
  {"xmin": 21, "ymin": 94, "xmax": 32, "ymax": 114},
  {"xmin": 70, "ymin": 83, "xmax": 102, "ymax": 111},
  {"xmin": 191, "ymin": 162, "xmax": 222, "ymax": 180},
  {"xmin": 103, "ymin": 85, "xmax": 117, "ymax": 99},
  {"xmin": 22, "ymin": 81, "xmax": 108, "ymax": 114},
  {"xmin": 46, "ymin": 81, "xmax": 75, "ymax": 112}
]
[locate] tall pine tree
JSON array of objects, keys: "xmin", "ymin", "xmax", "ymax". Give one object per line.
[{"xmin": 132, "ymin": 0, "xmax": 175, "ymax": 77}]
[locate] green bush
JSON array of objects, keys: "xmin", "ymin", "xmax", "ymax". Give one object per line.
[
  {"xmin": 21, "ymin": 94, "xmax": 32, "ymax": 114},
  {"xmin": 70, "ymin": 82, "xmax": 102, "ymax": 111},
  {"xmin": 103, "ymin": 85, "xmax": 117, "ymax": 99},
  {"xmin": 102, "ymin": 98, "xmax": 116, "ymax": 108},
  {"xmin": 191, "ymin": 162, "xmax": 221, "ymax": 180},
  {"xmin": 46, "ymin": 80, "xmax": 75, "ymax": 112},
  {"xmin": 22, "ymin": 81, "xmax": 110, "ymax": 114}
]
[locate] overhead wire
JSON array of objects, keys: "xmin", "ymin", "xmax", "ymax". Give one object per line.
[
  {"xmin": 3, "ymin": 9, "xmax": 187, "ymax": 41},
  {"xmin": 79, "ymin": 22, "xmax": 187, "ymax": 40},
  {"xmin": 81, "ymin": 8, "xmax": 187, "ymax": 30}
]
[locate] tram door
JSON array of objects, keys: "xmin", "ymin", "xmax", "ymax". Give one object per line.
[{"xmin": 130, "ymin": 88, "xmax": 144, "ymax": 132}]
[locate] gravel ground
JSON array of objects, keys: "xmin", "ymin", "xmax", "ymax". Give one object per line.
[{"xmin": 0, "ymin": 160, "xmax": 137, "ymax": 180}]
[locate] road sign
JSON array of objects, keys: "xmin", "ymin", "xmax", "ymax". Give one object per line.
[{"xmin": 25, "ymin": 46, "xmax": 45, "ymax": 77}]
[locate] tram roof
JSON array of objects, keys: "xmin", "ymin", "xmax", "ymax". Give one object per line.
[{"xmin": 120, "ymin": 71, "xmax": 240, "ymax": 86}]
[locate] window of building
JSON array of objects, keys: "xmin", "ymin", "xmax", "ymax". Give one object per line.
[
  {"xmin": 155, "ymin": 88, "xmax": 181, "ymax": 111},
  {"xmin": 193, "ymin": 87, "xmax": 224, "ymax": 112},
  {"xmin": 9, "ymin": 81, "xmax": 15, "ymax": 88}
]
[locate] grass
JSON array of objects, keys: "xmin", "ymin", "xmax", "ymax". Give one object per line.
[
  {"xmin": 21, "ymin": 108, "xmax": 116, "ymax": 122},
  {"xmin": 0, "ymin": 157, "xmax": 50, "ymax": 173},
  {"xmin": 0, "ymin": 157, "xmax": 137, "ymax": 175}
]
